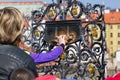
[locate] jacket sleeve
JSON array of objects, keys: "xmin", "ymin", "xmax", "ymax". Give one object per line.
[{"xmin": 30, "ymin": 46, "xmax": 63, "ymax": 64}]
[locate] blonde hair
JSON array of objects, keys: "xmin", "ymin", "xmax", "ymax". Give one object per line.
[{"xmin": 0, "ymin": 7, "xmax": 24, "ymax": 45}]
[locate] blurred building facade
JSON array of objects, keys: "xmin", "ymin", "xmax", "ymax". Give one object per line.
[
  {"xmin": 105, "ymin": 9, "xmax": 120, "ymax": 57},
  {"xmin": 0, "ymin": 1, "xmax": 45, "ymax": 16},
  {"xmin": 104, "ymin": 9, "xmax": 120, "ymax": 76}
]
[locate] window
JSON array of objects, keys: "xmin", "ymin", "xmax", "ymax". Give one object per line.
[
  {"xmin": 110, "ymin": 33, "xmax": 113, "ymax": 37},
  {"xmin": 111, "ymin": 17, "xmax": 114, "ymax": 21},
  {"xmin": 118, "ymin": 25, "xmax": 120, "ymax": 29},
  {"xmin": 118, "ymin": 33, "xmax": 120, "ymax": 37},
  {"xmin": 118, "ymin": 41, "xmax": 120, "ymax": 45},
  {"xmin": 110, "ymin": 41, "xmax": 113, "ymax": 45},
  {"xmin": 110, "ymin": 25, "xmax": 112, "ymax": 29}
]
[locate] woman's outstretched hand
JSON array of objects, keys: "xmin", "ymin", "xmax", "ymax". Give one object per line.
[{"xmin": 57, "ymin": 35, "xmax": 67, "ymax": 45}]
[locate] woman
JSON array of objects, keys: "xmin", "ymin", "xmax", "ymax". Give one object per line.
[
  {"xmin": 0, "ymin": 7, "xmax": 66, "ymax": 80},
  {"xmin": 0, "ymin": 7, "xmax": 37, "ymax": 80}
]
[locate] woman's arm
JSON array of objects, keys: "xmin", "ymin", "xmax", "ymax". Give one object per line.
[{"xmin": 30, "ymin": 45, "xmax": 64, "ymax": 64}]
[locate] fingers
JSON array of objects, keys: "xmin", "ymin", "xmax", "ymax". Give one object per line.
[
  {"xmin": 58, "ymin": 35, "xmax": 66, "ymax": 39},
  {"xmin": 57, "ymin": 35, "xmax": 67, "ymax": 45}
]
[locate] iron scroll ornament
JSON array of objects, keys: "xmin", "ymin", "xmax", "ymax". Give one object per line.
[{"xmin": 26, "ymin": 0, "xmax": 106, "ymax": 79}]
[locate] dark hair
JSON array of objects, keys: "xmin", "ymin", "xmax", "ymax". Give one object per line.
[{"xmin": 9, "ymin": 68, "xmax": 35, "ymax": 80}]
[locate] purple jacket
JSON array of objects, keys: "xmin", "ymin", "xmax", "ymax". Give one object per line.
[{"xmin": 30, "ymin": 46, "xmax": 63, "ymax": 64}]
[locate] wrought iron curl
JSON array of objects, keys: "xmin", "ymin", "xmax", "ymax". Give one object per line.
[{"xmin": 23, "ymin": 0, "xmax": 107, "ymax": 79}]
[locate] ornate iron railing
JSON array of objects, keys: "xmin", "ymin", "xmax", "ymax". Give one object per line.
[{"xmin": 23, "ymin": 0, "xmax": 106, "ymax": 80}]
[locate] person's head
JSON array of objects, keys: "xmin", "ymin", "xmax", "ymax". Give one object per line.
[
  {"xmin": 9, "ymin": 68, "xmax": 35, "ymax": 80},
  {"xmin": 0, "ymin": 7, "xmax": 24, "ymax": 45}
]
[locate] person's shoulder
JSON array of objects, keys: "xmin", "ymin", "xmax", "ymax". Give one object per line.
[
  {"xmin": 0, "ymin": 44, "xmax": 32, "ymax": 61},
  {"xmin": 0, "ymin": 45, "xmax": 25, "ymax": 55}
]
